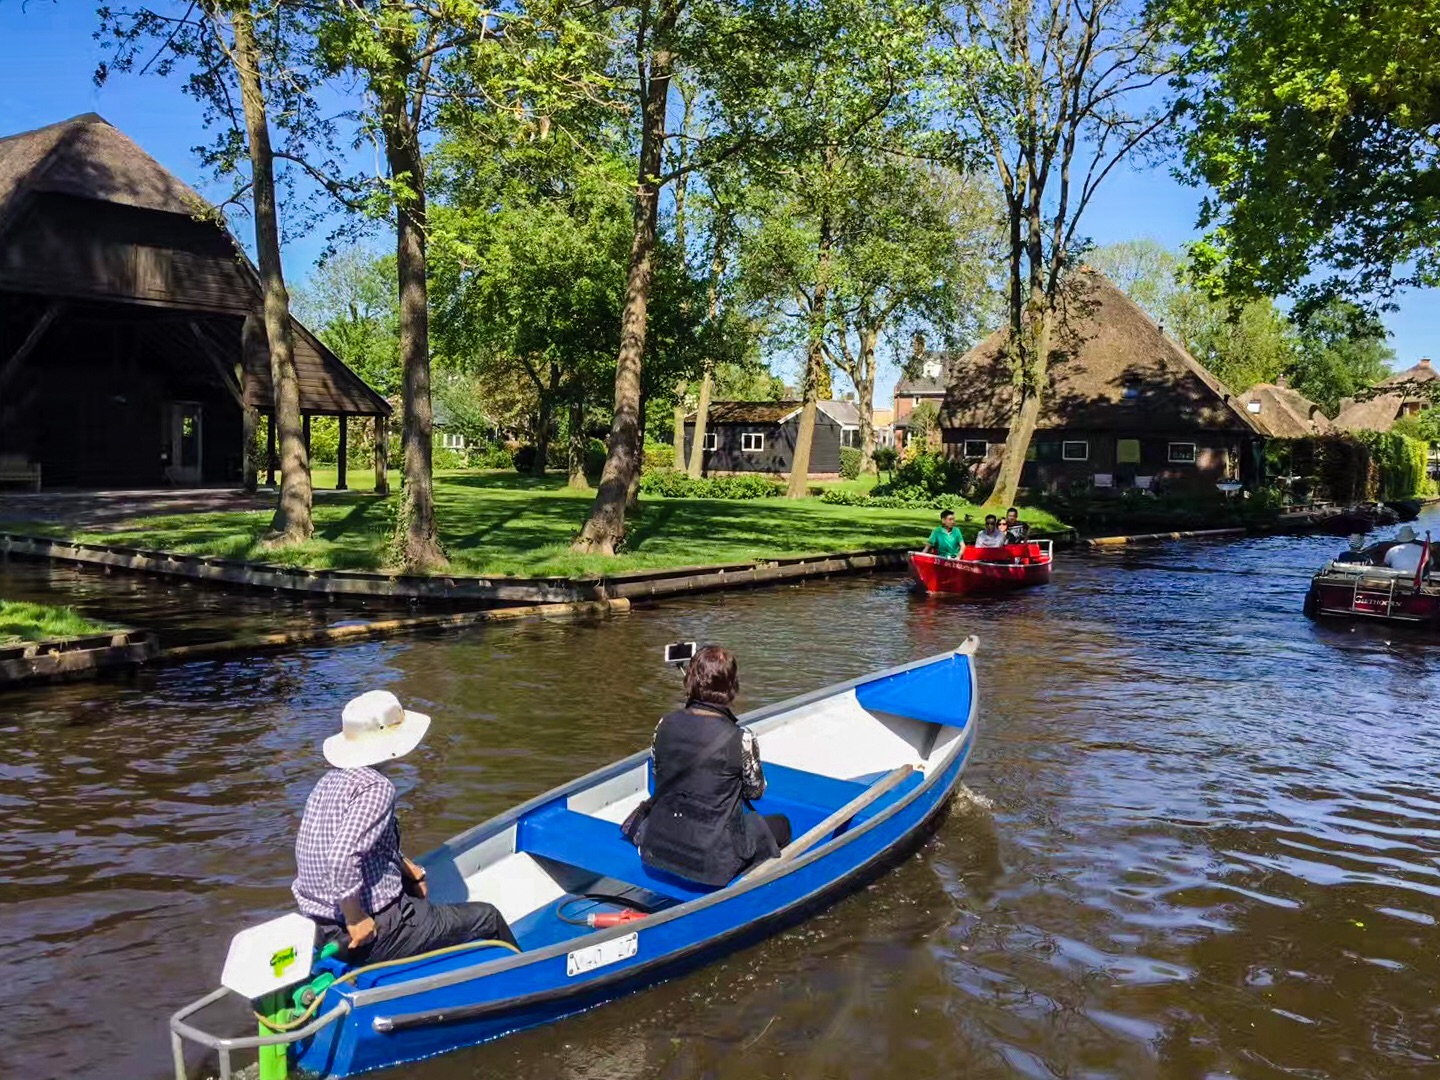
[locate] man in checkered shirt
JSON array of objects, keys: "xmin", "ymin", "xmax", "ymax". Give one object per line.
[{"xmin": 293, "ymin": 690, "xmax": 517, "ymax": 961}]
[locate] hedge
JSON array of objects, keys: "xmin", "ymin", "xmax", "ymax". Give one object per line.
[{"xmin": 637, "ymin": 470, "xmax": 784, "ymax": 499}]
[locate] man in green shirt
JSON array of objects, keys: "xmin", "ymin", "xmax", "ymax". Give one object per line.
[{"xmin": 923, "ymin": 510, "xmax": 964, "ymax": 559}]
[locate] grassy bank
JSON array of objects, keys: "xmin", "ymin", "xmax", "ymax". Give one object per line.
[
  {"xmin": 53, "ymin": 471, "xmax": 1068, "ymax": 579},
  {"xmin": 0, "ymin": 601, "xmax": 116, "ymax": 646}
]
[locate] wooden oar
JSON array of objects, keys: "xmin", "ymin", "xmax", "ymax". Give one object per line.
[{"xmin": 739, "ymin": 764, "xmax": 915, "ymax": 883}]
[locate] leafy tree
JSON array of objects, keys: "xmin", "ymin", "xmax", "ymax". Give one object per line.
[
  {"xmin": 944, "ymin": 0, "xmax": 1177, "ymax": 509},
  {"xmin": 293, "ymin": 250, "xmax": 401, "ymax": 397},
  {"xmin": 1166, "ymin": 289, "xmax": 1298, "ymax": 394},
  {"xmin": 96, "ymin": 0, "xmax": 325, "ymax": 541},
  {"xmin": 1168, "ymin": 0, "xmax": 1440, "ymax": 308},
  {"xmin": 906, "ymin": 400, "xmax": 941, "ymax": 450},
  {"xmin": 1083, "ymin": 239, "xmax": 1182, "ymax": 328},
  {"xmin": 1289, "ymin": 299, "xmax": 1396, "ymax": 415}
]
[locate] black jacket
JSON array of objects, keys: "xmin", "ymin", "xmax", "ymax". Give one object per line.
[{"xmin": 636, "ymin": 706, "xmax": 780, "ymax": 887}]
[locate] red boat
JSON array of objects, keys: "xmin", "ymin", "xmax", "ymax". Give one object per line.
[
  {"xmin": 1304, "ymin": 532, "xmax": 1440, "ymax": 627},
  {"xmin": 910, "ymin": 541, "xmax": 1054, "ymax": 594}
]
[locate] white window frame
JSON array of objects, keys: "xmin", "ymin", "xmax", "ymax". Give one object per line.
[
  {"xmin": 440, "ymin": 432, "xmax": 465, "ymax": 450},
  {"xmin": 702, "ymin": 431, "xmax": 718, "ymax": 451},
  {"xmin": 840, "ymin": 426, "xmax": 860, "ymax": 449},
  {"xmin": 741, "ymin": 432, "xmax": 765, "ymax": 453},
  {"xmin": 962, "ymin": 439, "xmax": 988, "ymax": 460},
  {"xmin": 1062, "ymin": 440, "xmax": 1089, "ymax": 461},
  {"xmin": 1168, "ymin": 441, "xmax": 1198, "ymax": 464}
]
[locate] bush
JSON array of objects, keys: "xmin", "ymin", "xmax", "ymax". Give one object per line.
[
  {"xmin": 432, "ymin": 447, "xmax": 468, "ymax": 470},
  {"xmin": 638, "ymin": 470, "xmax": 784, "ymax": 499},
  {"xmin": 875, "ymin": 451, "xmax": 969, "ymax": 498},
  {"xmin": 838, "ymin": 446, "xmax": 863, "ymax": 480},
  {"xmin": 642, "ymin": 440, "xmax": 675, "ymax": 474},
  {"xmin": 468, "ymin": 442, "xmax": 515, "ymax": 469},
  {"xmin": 872, "ymin": 446, "xmax": 898, "ymax": 475},
  {"xmin": 818, "ymin": 488, "xmax": 975, "ymax": 511},
  {"xmin": 1360, "ymin": 430, "xmax": 1433, "ymax": 500}
]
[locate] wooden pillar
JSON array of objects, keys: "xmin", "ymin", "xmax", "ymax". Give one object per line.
[
  {"xmin": 336, "ymin": 415, "xmax": 348, "ymax": 491},
  {"xmin": 265, "ymin": 412, "xmax": 277, "ymax": 487},
  {"xmin": 374, "ymin": 416, "xmax": 389, "ymax": 494},
  {"xmin": 241, "ymin": 406, "xmax": 259, "ymax": 493},
  {"xmin": 302, "ymin": 413, "xmax": 312, "ymax": 458}
]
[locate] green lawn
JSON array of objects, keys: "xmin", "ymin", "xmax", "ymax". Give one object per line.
[
  {"xmin": 0, "ymin": 601, "xmax": 116, "ymax": 646},
  {"xmin": 59, "ymin": 470, "xmax": 1068, "ymax": 579}
]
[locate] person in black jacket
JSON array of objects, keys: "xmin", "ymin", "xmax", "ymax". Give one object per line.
[{"xmin": 624, "ymin": 646, "xmax": 791, "ymax": 887}]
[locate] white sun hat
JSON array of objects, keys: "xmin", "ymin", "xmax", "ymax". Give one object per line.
[
  {"xmin": 323, "ymin": 690, "xmax": 432, "ymax": 770},
  {"xmin": 1396, "ymin": 525, "xmax": 1419, "ymax": 544}
]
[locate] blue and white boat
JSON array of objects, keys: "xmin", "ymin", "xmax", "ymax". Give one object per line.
[{"xmin": 170, "ymin": 642, "xmax": 979, "ymax": 1079}]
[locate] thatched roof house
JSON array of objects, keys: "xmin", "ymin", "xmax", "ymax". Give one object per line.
[
  {"xmin": 938, "ymin": 268, "xmax": 1262, "ymax": 495},
  {"xmin": 0, "ymin": 114, "xmax": 389, "ymax": 490},
  {"xmin": 1237, "ymin": 378, "xmax": 1334, "ymax": 439}
]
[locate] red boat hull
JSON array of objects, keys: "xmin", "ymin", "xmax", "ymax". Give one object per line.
[
  {"xmin": 1308, "ymin": 578, "xmax": 1440, "ymax": 624},
  {"xmin": 910, "ymin": 545, "xmax": 1053, "ymax": 594}
]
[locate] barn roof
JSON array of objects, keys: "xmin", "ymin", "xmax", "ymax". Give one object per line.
[
  {"xmin": 1333, "ymin": 393, "xmax": 1405, "ymax": 433},
  {"xmin": 1236, "ymin": 382, "xmax": 1333, "ymax": 439},
  {"xmin": 939, "ymin": 268, "xmax": 1260, "ymax": 436},
  {"xmin": 0, "ymin": 114, "xmax": 389, "ymax": 417}
]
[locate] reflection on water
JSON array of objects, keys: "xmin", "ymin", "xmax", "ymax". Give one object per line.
[{"xmin": 4, "ymin": 511, "xmax": 1440, "ymax": 1079}]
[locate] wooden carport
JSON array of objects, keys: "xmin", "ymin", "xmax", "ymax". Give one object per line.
[{"xmin": 0, "ymin": 113, "xmax": 391, "ymax": 491}]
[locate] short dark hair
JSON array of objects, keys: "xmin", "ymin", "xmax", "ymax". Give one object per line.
[
  {"xmin": 940, "ymin": 509, "xmax": 955, "ymax": 520},
  {"xmin": 984, "ymin": 513, "xmax": 998, "ymax": 526},
  {"xmin": 685, "ymin": 645, "xmax": 739, "ymax": 706},
  {"xmin": 1006, "ymin": 506, "xmax": 1018, "ymax": 516}
]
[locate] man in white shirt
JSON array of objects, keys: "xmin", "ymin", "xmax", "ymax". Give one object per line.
[
  {"xmin": 1383, "ymin": 526, "xmax": 1427, "ymax": 574},
  {"xmin": 974, "ymin": 514, "xmax": 1008, "ymax": 548}
]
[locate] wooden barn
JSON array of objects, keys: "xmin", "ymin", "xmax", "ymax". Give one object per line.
[
  {"xmin": 682, "ymin": 400, "xmax": 861, "ymax": 477},
  {"xmin": 938, "ymin": 268, "xmax": 1263, "ymax": 496},
  {"xmin": 0, "ymin": 114, "xmax": 390, "ymax": 491}
]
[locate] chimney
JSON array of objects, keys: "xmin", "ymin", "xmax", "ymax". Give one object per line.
[{"xmin": 1421, "ymin": 358, "xmax": 1432, "ymax": 368}]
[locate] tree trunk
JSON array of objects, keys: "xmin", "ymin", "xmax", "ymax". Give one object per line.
[
  {"xmin": 567, "ymin": 401, "xmax": 589, "ymax": 489},
  {"xmin": 380, "ymin": 72, "xmax": 445, "ymax": 570},
  {"xmin": 687, "ymin": 364, "xmax": 712, "ymax": 478},
  {"xmin": 857, "ymin": 326, "xmax": 878, "ymax": 472},
  {"xmin": 671, "ymin": 385, "xmax": 687, "ymax": 470},
  {"xmin": 786, "ymin": 214, "xmax": 833, "ymax": 498},
  {"xmin": 573, "ymin": 0, "xmax": 677, "ymax": 554},
  {"xmin": 989, "ymin": 295, "xmax": 1052, "ymax": 509},
  {"xmin": 532, "ymin": 398, "xmax": 552, "ymax": 478},
  {"xmin": 233, "ymin": 10, "xmax": 311, "ymax": 543}
]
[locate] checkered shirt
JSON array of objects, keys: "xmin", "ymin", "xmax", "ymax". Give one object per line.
[{"xmin": 292, "ymin": 767, "xmax": 404, "ymax": 923}]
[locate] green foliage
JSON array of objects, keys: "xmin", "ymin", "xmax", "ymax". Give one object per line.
[
  {"xmin": 0, "ymin": 601, "xmax": 116, "ymax": 646},
  {"xmin": 819, "ymin": 488, "xmax": 977, "ymax": 510},
  {"xmin": 469, "ymin": 443, "xmax": 516, "ymax": 469},
  {"xmin": 642, "ymin": 441, "xmax": 676, "ymax": 474},
  {"xmin": 1166, "ymin": 288, "xmax": 1298, "ymax": 392},
  {"xmin": 584, "ymin": 438, "xmax": 608, "ymax": 481},
  {"xmin": 432, "ymin": 448, "xmax": 469, "ymax": 470},
  {"xmin": 872, "ymin": 445, "xmax": 898, "ymax": 474},
  {"xmin": 1359, "ymin": 431, "xmax": 1433, "ymax": 501},
  {"xmin": 875, "ymin": 450, "xmax": 968, "ymax": 498},
  {"xmin": 512, "ymin": 445, "xmax": 565, "ymax": 474},
  {"xmin": 293, "ymin": 250, "xmax": 401, "ymax": 397},
  {"xmin": 1289, "ymin": 299, "xmax": 1397, "ymax": 414},
  {"xmin": 637, "ymin": 471, "xmax": 784, "ymax": 499},
  {"xmin": 902, "ymin": 401, "xmax": 940, "ymax": 450},
  {"xmin": 1169, "ymin": 0, "xmax": 1440, "ymax": 307},
  {"xmin": 838, "ymin": 446, "xmax": 863, "ymax": 480}
]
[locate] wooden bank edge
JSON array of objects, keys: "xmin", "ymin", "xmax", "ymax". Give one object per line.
[
  {"xmin": 1084, "ymin": 527, "xmax": 1248, "ymax": 547},
  {"xmin": 155, "ymin": 597, "xmax": 633, "ymax": 665}
]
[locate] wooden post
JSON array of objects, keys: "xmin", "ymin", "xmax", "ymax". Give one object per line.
[
  {"xmin": 241, "ymin": 407, "xmax": 259, "ymax": 493},
  {"xmin": 374, "ymin": 416, "xmax": 389, "ymax": 494},
  {"xmin": 336, "ymin": 415, "xmax": 348, "ymax": 491},
  {"xmin": 302, "ymin": 414, "xmax": 312, "ymax": 460},
  {"xmin": 265, "ymin": 412, "xmax": 277, "ymax": 487}
]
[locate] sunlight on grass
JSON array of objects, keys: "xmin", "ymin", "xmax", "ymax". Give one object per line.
[
  {"xmin": 62, "ymin": 470, "xmax": 1068, "ymax": 578},
  {"xmin": 0, "ymin": 601, "xmax": 116, "ymax": 646}
]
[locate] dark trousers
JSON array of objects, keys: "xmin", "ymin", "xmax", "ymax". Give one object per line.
[
  {"xmin": 323, "ymin": 894, "xmax": 517, "ymax": 964},
  {"xmin": 763, "ymin": 813, "xmax": 792, "ymax": 849}
]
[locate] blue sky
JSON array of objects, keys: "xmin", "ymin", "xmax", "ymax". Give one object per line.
[{"xmin": 3, "ymin": 0, "xmax": 1435, "ymax": 398}]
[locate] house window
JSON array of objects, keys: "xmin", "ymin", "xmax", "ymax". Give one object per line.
[
  {"xmin": 840, "ymin": 427, "xmax": 860, "ymax": 448},
  {"xmin": 1062, "ymin": 440, "xmax": 1089, "ymax": 461},
  {"xmin": 1246, "ymin": 400, "xmax": 1262, "ymax": 413},
  {"xmin": 1168, "ymin": 441, "xmax": 1197, "ymax": 464},
  {"xmin": 440, "ymin": 433, "xmax": 465, "ymax": 449},
  {"xmin": 742, "ymin": 432, "xmax": 765, "ymax": 453},
  {"xmin": 1121, "ymin": 377, "xmax": 1141, "ymax": 400},
  {"xmin": 963, "ymin": 439, "xmax": 988, "ymax": 459},
  {"xmin": 1116, "ymin": 438, "xmax": 1141, "ymax": 464},
  {"xmin": 702, "ymin": 432, "xmax": 718, "ymax": 451}
]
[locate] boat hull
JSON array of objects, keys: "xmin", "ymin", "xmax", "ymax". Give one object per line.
[
  {"xmin": 1307, "ymin": 575, "xmax": 1440, "ymax": 625},
  {"xmin": 273, "ymin": 651, "xmax": 979, "ymax": 1078},
  {"xmin": 910, "ymin": 547, "xmax": 1052, "ymax": 594}
]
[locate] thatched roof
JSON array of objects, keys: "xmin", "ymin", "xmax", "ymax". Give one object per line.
[
  {"xmin": 1237, "ymin": 382, "xmax": 1333, "ymax": 439},
  {"xmin": 1378, "ymin": 359, "xmax": 1437, "ymax": 390},
  {"xmin": 0, "ymin": 114, "xmax": 209, "ymax": 232},
  {"xmin": 687, "ymin": 400, "xmax": 860, "ymax": 425},
  {"xmin": 939, "ymin": 268, "xmax": 1260, "ymax": 435},
  {"xmin": 1333, "ymin": 393, "xmax": 1405, "ymax": 433}
]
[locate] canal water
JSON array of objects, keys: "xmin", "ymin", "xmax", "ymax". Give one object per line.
[{"xmin": 4, "ymin": 512, "xmax": 1440, "ymax": 1080}]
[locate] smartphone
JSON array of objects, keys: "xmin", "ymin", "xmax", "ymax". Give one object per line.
[{"xmin": 664, "ymin": 641, "xmax": 697, "ymax": 665}]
